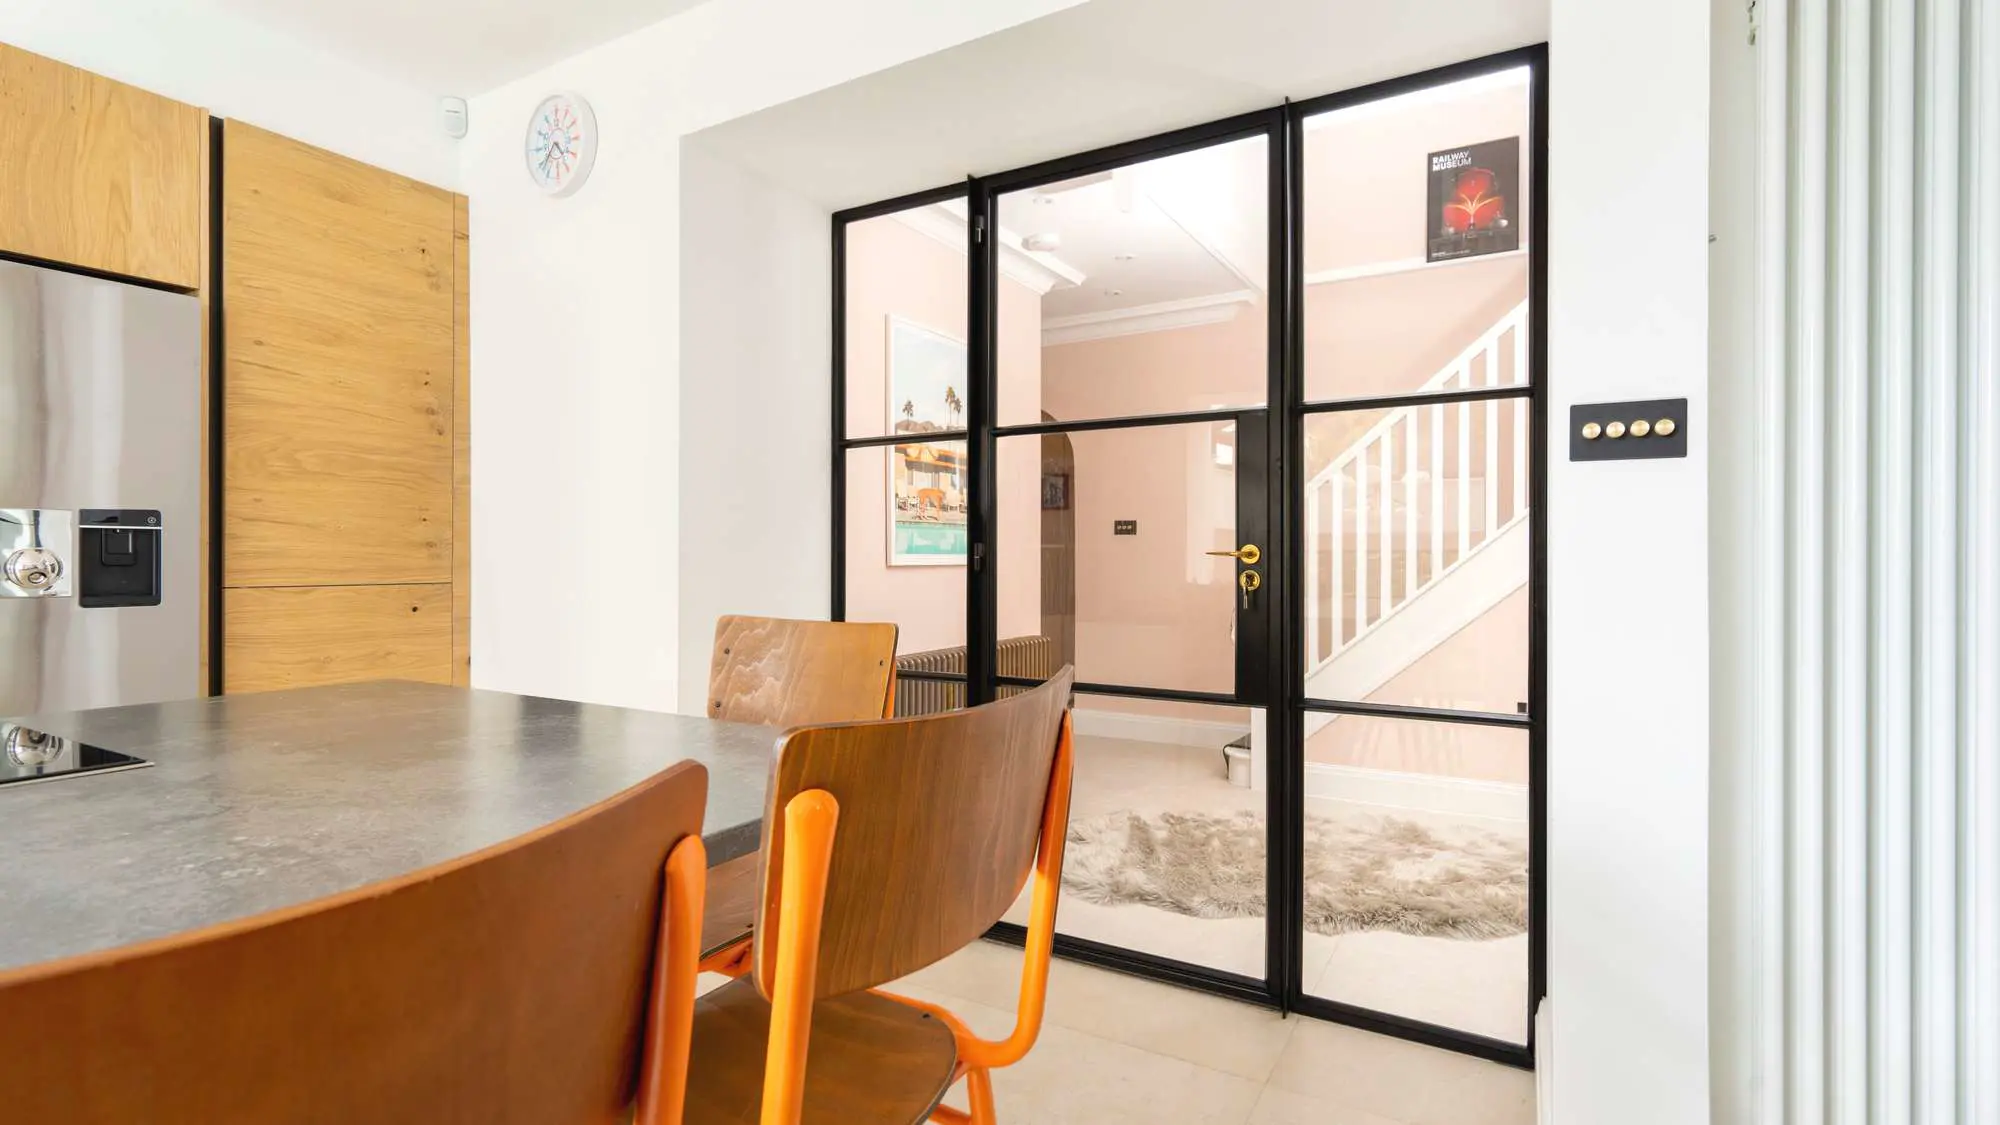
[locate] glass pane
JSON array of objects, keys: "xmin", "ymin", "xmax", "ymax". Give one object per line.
[
  {"xmin": 842, "ymin": 445, "xmax": 965, "ymax": 658},
  {"xmin": 843, "ymin": 198, "xmax": 970, "ymax": 440},
  {"xmin": 1300, "ymin": 402, "xmax": 1529, "ymax": 715},
  {"xmin": 997, "ymin": 135, "xmax": 1268, "ymax": 427},
  {"xmin": 999, "ymin": 422, "xmax": 1239, "ymax": 695},
  {"xmin": 1301, "ymin": 714, "xmax": 1528, "ymax": 1043},
  {"xmin": 1004, "ymin": 693, "xmax": 1266, "ymax": 978},
  {"xmin": 1301, "ymin": 68, "xmax": 1531, "ymax": 402}
]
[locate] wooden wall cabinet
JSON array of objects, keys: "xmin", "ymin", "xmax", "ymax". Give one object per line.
[
  {"xmin": 221, "ymin": 122, "xmax": 469, "ymax": 693},
  {"xmin": 0, "ymin": 43, "xmax": 203, "ymax": 288}
]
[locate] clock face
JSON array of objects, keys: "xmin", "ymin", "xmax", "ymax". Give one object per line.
[{"xmin": 526, "ymin": 93, "xmax": 597, "ymax": 197}]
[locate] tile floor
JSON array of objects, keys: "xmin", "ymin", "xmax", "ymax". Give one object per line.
[
  {"xmin": 1009, "ymin": 733, "xmax": 1532, "ymax": 1042},
  {"xmin": 887, "ymin": 937, "xmax": 1537, "ymax": 1125}
]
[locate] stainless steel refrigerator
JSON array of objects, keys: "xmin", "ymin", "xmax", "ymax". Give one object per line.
[{"xmin": 0, "ymin": 259, "xmax": 201, "ymax": 717}]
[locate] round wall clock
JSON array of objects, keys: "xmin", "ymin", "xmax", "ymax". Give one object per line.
[{"xmin": 525, "ymin": 92, "xmax": 597, "ymax": 197}]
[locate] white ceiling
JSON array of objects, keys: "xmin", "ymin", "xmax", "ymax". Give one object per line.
[
  {"xmin": 996, "ymin": 152, "xmax": 1262, "ymax": 319},
  {"xmin": 207, "ymin": 0, "xmax": 711, "ymax": 93},
  {"xmin": 689, "ymin": 0, "xmax": 1547, "ymax": 212}
]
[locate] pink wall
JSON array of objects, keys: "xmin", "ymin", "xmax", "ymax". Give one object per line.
[
  {"xmin": 1300, "ymin": 73, "xmax": 1531, "ymax": 276},
  {"xmin": 842, "ymin": 214, "xmax": 1040, "ymax": 655},
  {"xmin": 1305, "ymin": 587, "xmax": 1531, "ymax": 783}
]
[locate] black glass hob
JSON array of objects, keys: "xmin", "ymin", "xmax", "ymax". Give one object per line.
[{"xmin": 0, "ymin": 722, "xmax": 150, "ymax": 788}]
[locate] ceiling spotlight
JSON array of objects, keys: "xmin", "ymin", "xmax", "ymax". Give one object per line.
[
  {"xmin": 1104, "ymin": 288, "xmax": 1124, "ymax": 296},
  {"xmin": 1022, "ymin": 232, "xmax": 1062, "ymax": 252},
  {"xmin": 1113, "ymin": 253, "xmax": 1137, "ymax": 261}
]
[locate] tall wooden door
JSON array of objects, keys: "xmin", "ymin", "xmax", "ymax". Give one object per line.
[{"xmin": 220, "ymin": 122, "xmax": 469, "ymax": 692}]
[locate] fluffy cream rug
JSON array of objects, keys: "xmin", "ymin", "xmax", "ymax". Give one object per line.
[{"xmin": 1062, "ymin": 810, "xmax": 1527, "ymax": 939}]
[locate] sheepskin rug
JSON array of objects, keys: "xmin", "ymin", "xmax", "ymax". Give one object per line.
[{"xmin": 1061, "ymin": 809, "xmax": 1527, "ymax": 939}]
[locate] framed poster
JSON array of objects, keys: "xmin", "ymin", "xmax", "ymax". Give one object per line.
[
  {"xmin": 886, "ymin": 316, "xmax": 968, "ymax": 566},
  {"xmin": 1040, "ymin": 472, "xmax": 1070, "ymax": 511},
  {"xmin": 1426, "ymin": 137, "xmax": 1521, "ymax": 263}
]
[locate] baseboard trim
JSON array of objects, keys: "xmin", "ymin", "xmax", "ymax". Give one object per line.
[
  {"xmin": 1304, "ymin": 762, "xmax": 1527, "ymax": 821},
  {"xmin": 1072, "ymin": 707, "xmax": 1249, "ymax": 749}
]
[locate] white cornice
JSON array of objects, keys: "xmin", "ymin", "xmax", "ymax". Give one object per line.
[
  {"xmin": 889, "ymin": 204, "xmax": 1083, "ymax": 296},
  {"xmin": 1040, "ymin": 289, "xmax": 1257, "ymax": 347},
  {"xmin": 1305, "ymin": 247, "xmax": 1526, "ymax": 287}
]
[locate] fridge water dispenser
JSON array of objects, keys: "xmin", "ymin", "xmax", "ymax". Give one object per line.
[{"xmin": 78, "ymin": 509, "xmax": 162, "ymax": 608}]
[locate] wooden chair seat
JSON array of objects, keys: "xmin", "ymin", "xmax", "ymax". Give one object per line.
[
  {"xmin": 684, "ymin": 978, "xmax": 957, "ymax": 1125},
  {"xmin": 700, "ymin": 852, "xmax": 762, "ymax": 960}
]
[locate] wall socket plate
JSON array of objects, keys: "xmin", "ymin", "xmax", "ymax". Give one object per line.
[{"xmin": 1569, "ymin": 398, "xmax": 1688, "ymax": 461}]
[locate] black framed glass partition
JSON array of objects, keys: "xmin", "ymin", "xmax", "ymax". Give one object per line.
[{"xmin": 830, "ymin": 46, "xmax": 1547, "ymax": 1068}]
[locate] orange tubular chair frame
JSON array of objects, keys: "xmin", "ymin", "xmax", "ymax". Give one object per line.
[
  {"xmin": 754, "ymin": 712, "xmax": 1075, "ymax": 1125},
  {"xmin": 635, "ymin": 833, "xmax": 708, "ymax": 1125}
]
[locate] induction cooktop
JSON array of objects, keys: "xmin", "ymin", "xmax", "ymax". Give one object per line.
[{"xmin": 0, "ymin": 722, "xmax": 150, "ymax": 788}]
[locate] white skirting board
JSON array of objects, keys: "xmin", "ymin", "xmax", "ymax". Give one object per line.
[
  {"xmin": 1070, "ymin": 707, "xmax": 1249, "ymax": 749},
  {"xmin": 1304, "ymin": 762, "xmax": 1527, "ymax": 822},
  {"xmin": 1535, "ymin": 997, "xmax": 1553, "ymax": 1122}
]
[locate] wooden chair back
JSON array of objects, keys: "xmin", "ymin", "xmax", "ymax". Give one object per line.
[
  {"xmin": 0, "ymin": 762, "xmax": 710, "ymax": 1125},
  {"xmin": 753, "ymin": 667, "xmax": 1075, "ymax": 998},
  {"xmin": 707, "ymin": 615, "xmax": 899, "ymax": 726}
]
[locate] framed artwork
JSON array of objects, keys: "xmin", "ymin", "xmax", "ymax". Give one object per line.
[
  {"xmin": 887, "ymin": 316, "xmax": 968, "ymax": 566},
  {"xmin": 1425, "ymin": 137, "xmax": 1521, "ymax": 263},
  {"xmin": 1041, "ymin": 472, "xmax": 1070, "ymax": 511}
]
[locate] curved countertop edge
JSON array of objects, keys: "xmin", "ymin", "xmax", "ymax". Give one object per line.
[{"xmin": 0, "ymin": 681, "xmax": 778, "ymax": 974}]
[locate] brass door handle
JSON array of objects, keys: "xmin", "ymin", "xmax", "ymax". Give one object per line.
[{"xmin": 1205, "ymin": 544, "xmax": 1261, "ymax": 565}]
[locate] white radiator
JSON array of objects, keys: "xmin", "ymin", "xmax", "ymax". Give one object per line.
[{"xmin": 1711, "ymin": 0, "xmax": 1998, "ymax": 1120}]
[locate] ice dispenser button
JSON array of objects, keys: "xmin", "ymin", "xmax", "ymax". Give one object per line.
[{"xmin": 78, "ymin": 509, "xmax": 162, "ymax": 608}]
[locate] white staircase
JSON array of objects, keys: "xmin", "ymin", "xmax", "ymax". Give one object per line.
[{"xmin": 1301, "ymin": 302, "xmax": 1531, "ymax": 713}]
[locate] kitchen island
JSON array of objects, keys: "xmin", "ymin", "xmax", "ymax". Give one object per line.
[{"xmin": 0, "ymin": 681, "xmax": 776, "ymax": 974}]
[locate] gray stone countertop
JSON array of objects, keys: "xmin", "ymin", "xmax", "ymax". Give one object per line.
[{"xmin": 0, "ymin": 680, "xmax": 777, "ymax": 973}]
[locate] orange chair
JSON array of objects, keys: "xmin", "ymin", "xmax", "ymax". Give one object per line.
[
  {"xmin": 700, "ymin": 615, "xmax": 899, "ymax": 977},
  {"xmin": 681, "ymin": 667, "xmax": 1077, "ymax": 1125},
  {"xmin": 0, "ymin": 762, "xmax": 712, "ymax": 1125}
]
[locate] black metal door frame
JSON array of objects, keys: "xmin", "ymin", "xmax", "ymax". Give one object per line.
[{"xmin": 830, "ymin": 44, "xmax": 1548, "ymax": 1069}]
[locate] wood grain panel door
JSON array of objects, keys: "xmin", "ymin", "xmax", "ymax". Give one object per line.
[
  {"xmin": 221, "ymin": 121, "xmax": 465, "ymax": 692},
  {"xmin": 222, "ymin": 122, "xmax": 453, "ymax": 587},
  {"xmin": 0, "ymin": 44, "xmax": 203, "ymax": 288}
]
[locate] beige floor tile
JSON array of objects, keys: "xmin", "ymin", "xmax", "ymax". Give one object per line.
[
  {"xmin": 1307, "ymin": 932, "xmax": 1529, "ymax": 1044},
  {"xmin": 1266, "ymin": 1018, "xmax": 1534, "ymax": 1125},
  {"xmin": 1246, "ymin": 1086, "xmax": 1406, "ymax": 1125},
  {"xmin": 888, "ymin": 987, "xmax": 1263, "ymax": 1124},
  {"xmin": 993, "ymin": 1024, "xmax": 1264, "ymax": 1124},
  {"xmin": 894, "ymin": 940, "xmax": 1296, "ymax": 1083}
]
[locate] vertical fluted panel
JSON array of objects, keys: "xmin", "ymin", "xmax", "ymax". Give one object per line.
[
  {"xmin": 1826, "ymin": 2, "xmax": 1873, "ymax": 1119},
  {"xmin": 1961, "ymin": 2, "xmax": 2000, "ymax": 1119},
  {"xmin": 1868, "ymin": 1, "xmax": 1916, "ymax": 1121},
  {"xmin": 1912, "ymin": 0, "xmax": 1962, "ymax": 1120},
  {"xmin": 1724, "ymin": 0, "xmax": 1998, "ymax": 1120},
  {"xmin": 1784, "ymin": 1, "xmax": 1830, "ymax": 1119}
]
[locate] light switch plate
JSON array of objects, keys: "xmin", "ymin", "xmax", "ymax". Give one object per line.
[{"xmin": 1570, "ymin": 398, "xmax": 1688, "ymax": 461}]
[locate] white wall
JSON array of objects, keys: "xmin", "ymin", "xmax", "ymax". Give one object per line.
[
  {"xmin": 675, "ymin": 140, "xmax": 832, "ymax": 711},
  {"xmin": 0, "ymin": 0, "xmax": 457, "ymax": 188},
  {"xmin": 462, "ymin": 0, "xmax": 1085, "ymax": 712},
  {"xmin": 1545, "ymin": 0, "xmax": 1711, "ymax": 1121}
]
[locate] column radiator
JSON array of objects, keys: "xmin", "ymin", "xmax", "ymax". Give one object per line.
[
  {"xmin": 1713, "ymin": 0, "xmax": 1997, "ymax": 1120},
  {"xmin": 893, "ymin": 635, "xmax": 1056, "ymax": 716}
]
